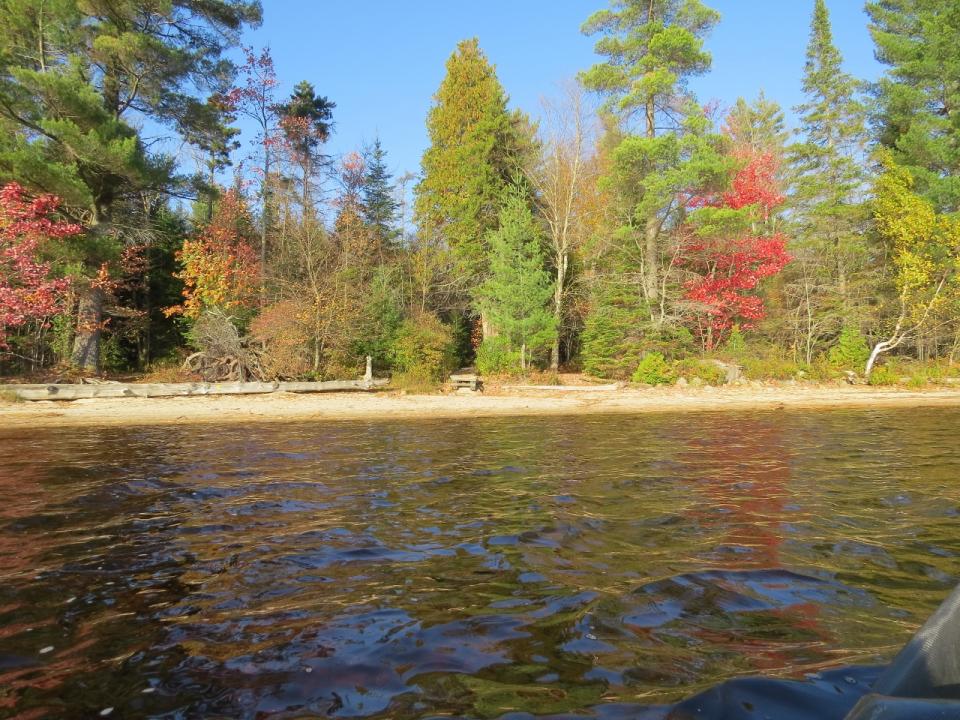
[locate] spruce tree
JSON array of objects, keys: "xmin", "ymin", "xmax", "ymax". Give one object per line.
[
  {"xmin": 414, "ymin": 38, "xmax": 529, "ymax": 287},
  {"xmin": 361, "ymin": 139, "xmax": 400, "ymax": 251},
  {"xmin": 867, "ymin": 0, "xmax": 960, "ymax": 211},
  {"xmin": 789, "ymin": 0, "xmax": 871, "ymax": 336},
  {"xmin": 475, "ymin": 187, "xmax": 556, "ymax": 372}
]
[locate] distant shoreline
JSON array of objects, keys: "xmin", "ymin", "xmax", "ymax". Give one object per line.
[{"xmin": 2, "ymin": 384, "xmax": 960, "ymax": 430}]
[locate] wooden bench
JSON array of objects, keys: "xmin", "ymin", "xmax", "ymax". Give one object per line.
[{"xmin": 449, "ymin": 371, "xmax": 482, "ymax": 391}]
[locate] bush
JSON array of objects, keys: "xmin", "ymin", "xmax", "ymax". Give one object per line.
[
  {"xmin": 250, "ymin": 300, "xmax": 313, "ymax": 379},
  {"xmin": 674, "ymin": 358, "xmax": 727, "ymax": 385},
  {"xmin": 388, "ymin": 313, "xmax": 456, "ymax": 381},
  {"xmin": 475, "ymin": 336, "xmax": 521, "ymax": 376},
  {"xmin": 868, "ymin": 365, "xmax": 897, "ymax": 386},
  {"xmin": 725, "ymin": 326, "xmax": 747, "ymax": 358},
  {"xmin": 829, "ymin": 326, "xmax": 871, "ymax": 371},
  {"xmin": 739, "ymin": 355, "xmax": 802, "ymax": 381},
  {"xmin": 632, "ymin": 352, "xmax": 675, "ymax": 385}
]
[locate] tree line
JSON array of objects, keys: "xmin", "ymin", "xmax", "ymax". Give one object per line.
[{"xmin": 1, "ymin": 0, "xmax": 959, "ymax": 387}]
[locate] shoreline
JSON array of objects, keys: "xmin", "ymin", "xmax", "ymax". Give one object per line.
[{"xmin": 2, "ymin": 384, "xmax": 960, "ymax": 429}]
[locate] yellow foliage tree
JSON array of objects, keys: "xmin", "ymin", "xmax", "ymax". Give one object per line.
[{"xmin": 868, "ymin": 153, "xmax": 960, "ymax": 375}]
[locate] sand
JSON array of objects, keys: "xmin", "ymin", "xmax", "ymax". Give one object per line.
[{"xmin": 2, "ymin": 383, "xmax": 960, "ymax": 429}]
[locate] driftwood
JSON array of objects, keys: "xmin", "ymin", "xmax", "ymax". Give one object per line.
[
  {"xmin": 184, "ymin": 310, "xmax": 268, "ymax": 382},
  {"xmin": 4, "ymin": 378, "xmax": 389, "ymax": 401}
]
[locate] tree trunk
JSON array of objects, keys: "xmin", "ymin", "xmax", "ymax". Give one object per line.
[
  {"xmin": 643, "ymin": 220, "xmax": 659, "ymax": 316},
  {"xmin": 550, "ymin": 251, "xmax": 568, "ymax": 371},
  {"xmin": 260, "ymin": 149, "xmax": 272, "ymax": 305},
  {"xmin": 71, "ymin": 283, "xmax": 104, "ymax": 373}
]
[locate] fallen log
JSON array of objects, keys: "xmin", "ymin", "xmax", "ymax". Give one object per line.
[{"xmin": 3, "ymin": 378, "xmax": 389, "ymax": 401}]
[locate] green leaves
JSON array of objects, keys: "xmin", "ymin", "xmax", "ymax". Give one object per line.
[
  {"xmin": 414, "ymin": 39, "xmax": 528, "ymax": 287},
  {"xmin": 868, "ymin": 0, "xmax": 960, "ymax": 211},
  {"xmin": 475, "ymin": 186, "xmax": 556, "ymax": 370},
  {"xmin": 580, "ymin": 0, "xmax": 719, "ymax": 132}
]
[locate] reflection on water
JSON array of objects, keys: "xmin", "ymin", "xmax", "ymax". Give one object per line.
[{"xmin": 0, "ymin": 408, "xmax": 958, "ymax": 718}]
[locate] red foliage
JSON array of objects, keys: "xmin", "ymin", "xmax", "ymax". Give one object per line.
[
  {"xmin": 0, "ymin": 183, "xmax": 80, "ymax": 347},
  {"xmin": 721, "ymin": 150, "xmax": 784, "ymax": 217},
  {"xmin": 682, "ymin": 152, "xmax": 791, "ymax": 349}
]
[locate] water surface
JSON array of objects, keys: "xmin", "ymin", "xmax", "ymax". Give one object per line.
[{"xmin": 1, "ymin": 408, "xmax": 958, "ymax": 718}]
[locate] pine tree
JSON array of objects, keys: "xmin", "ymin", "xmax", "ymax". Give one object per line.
[
  {"xmin": 0, "ymin": 0, "xmax": 261, "ymax": 370},
  {"xmin": 361, "ymin": 139, "xmax": 399, "ymax": 252},
  {"xmin": 788, "ymin": 0, "xmax": 871, "ymax": 351},
  {"xmin": 414, "ymin": 38, "xmax": 530, "ymax": 288},
  {"xmin": 867, "ymin": 0, "xmax": 960, "ymax": 212},
  {"xmin": 475, "ymin": 187, "xmax": 556, "ymax": 372},
  {"xmin": 580, "ymin": 0, "xmax": 719, "ymax": 139},
  {"xmin": 579, "ymin": 0, "xmax": 722, "ymax": 317}
]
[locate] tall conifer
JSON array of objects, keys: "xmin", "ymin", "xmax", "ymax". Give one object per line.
[
  {"xmin": 868, "ymin": 0, "xmax": 960, "ymax": 212},
  {"xmin": 789, "ymin": 0, "xmax": 871, "ymax": 333},
  {"xmin": 414, "ymin": 39, "xmax": 529, "ymax": 287}
]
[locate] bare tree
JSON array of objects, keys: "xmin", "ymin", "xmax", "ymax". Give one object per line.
[{"xmin": 528, "ymin": 82, "xmax": 599, "ymax": 369}]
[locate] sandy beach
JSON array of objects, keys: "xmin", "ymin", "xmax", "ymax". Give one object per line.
[{"xmin": 3, "ymin": 383, "xmax": 960, "ymax": 429}]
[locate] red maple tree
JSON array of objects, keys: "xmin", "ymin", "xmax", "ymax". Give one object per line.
[
  {"xmin": 682, "ymin": 150, "xmax": 791, "ymax": 350},
  {"xmin": 0, "ymin": 183, "xmax": 80, "ymax": 347}
]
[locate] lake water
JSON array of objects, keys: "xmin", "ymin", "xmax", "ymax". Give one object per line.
[{"xmin": 1, "ymin": 408, "xmax": 958, "ymax": 718}]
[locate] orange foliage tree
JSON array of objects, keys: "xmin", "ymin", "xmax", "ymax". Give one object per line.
[{"xmin": 167, "ymin": 190, "xmax": 260, "ymax": 320}]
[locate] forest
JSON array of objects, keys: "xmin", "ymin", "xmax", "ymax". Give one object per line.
[{"xmin": 1, "ymin": 0, "xmax": 959, "ymax": 389}]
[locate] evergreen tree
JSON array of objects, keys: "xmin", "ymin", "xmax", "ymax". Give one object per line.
[
  {"xmin": 475, "ymin": 187, "xmax": 556, "ymax": 372},
  {"xmin": 867, "ymin": 0, "xmax": 960, "ymax": 212},
  {"xmin": 723, "ymin": 92, "xmax": 789, "ymax": 160},
  {"xmin": 788, "ymin": 0, "xmax": 871, "ymax": 351},
  {"xmin": 277, "ymin": 80, "xmax": 335, "ymax": 210},
  {"xmin": 579, "ymin": 0, "xmax": 722, "ymax": 317},
  {"xmin": 414, "ymin": 38, "xmax": 530, "ymax": 288},
  {"xmin": 362, "ymin": 138, "xmax": 399, "ymax": 251}
]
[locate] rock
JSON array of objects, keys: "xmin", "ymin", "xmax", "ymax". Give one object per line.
[
  {"xmin": 676, "ymin": 377, "xmax": 689, "ymax": 387},
  {"xmin": 708, "ymin": 359, "xmax": 743, "ymax": 384},
  {"xmin": 690, "ymin": 376, "xmax": 704, "ymax": 388}
]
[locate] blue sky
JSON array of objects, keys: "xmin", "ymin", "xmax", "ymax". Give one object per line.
[{"xmin": 238, "ymin": 0, "xmax": 882, "ymax": 181}]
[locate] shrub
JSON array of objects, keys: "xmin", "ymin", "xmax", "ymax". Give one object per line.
[
  {"xmin": 725, "ymin": 325, "xmax": 747, "ymax": 358},
  {"xmin": 868, "ymin": 365, "xmax": 897, "ymax": 386},
  {"xmin": 828, "ymin": 326, "xmax": 871, "ymax": 371},
  {"xmin": 250, "ymin": 300, "xmax": 313, "ymax": 379},
  {"xmin": 388, "ymin": 313, "xmax": 456, "ymax": 381},
  {"xmin": 739, "ymin": 354, "xmax": 801, "ymax": 381},
  {"xmin": 475, "ymin": 336, "xmax": 521, "ymax": 376},
  {"xmin": 390, "ymin": 368, "xmax": 442, "ymax": 394},
  {"xmin": 674, "ymin": 358, "xmax": 727, "ymax": 385},
  {"xmin": 632, "ymin": 352, "xmax": 675, "ymax": 385}
]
